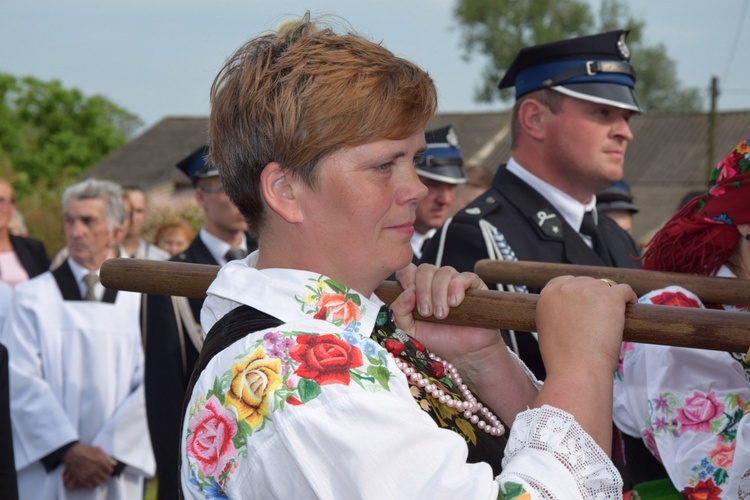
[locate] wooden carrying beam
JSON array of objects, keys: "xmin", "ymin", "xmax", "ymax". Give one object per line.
[
  {"xmin": 100, "ymin": 258, "xmax": 750, "ymax": 353},
  {"xmin": 475, "ymin": 259, "xmax": 750, "ymax": 305}
]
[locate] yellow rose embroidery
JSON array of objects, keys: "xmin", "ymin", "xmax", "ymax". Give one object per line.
[{"xmin": 225, "ymin": 347, "xmax": 283, "ymax": 428}]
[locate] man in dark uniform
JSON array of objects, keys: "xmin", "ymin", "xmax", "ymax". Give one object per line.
[
  {"xmin": 422, "ymin": 30, "xmax": 641, "ymax": 378},
  {"xmin": 420, "ymin": 30, "xmax": 662, "ymax": 489},
  {"xmin": 411, "ymin": 126, "xmax": 467, "ymax": 263},
  {"xmin": 143, "ymin": 146, "xmax": 256, "ymax": 500}
]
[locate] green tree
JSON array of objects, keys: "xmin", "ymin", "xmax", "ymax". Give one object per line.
[
  {"xmin": 454, "ymin": 0, "xmax": 703, "ymax": 112},
  {"xmin": 0, "ymin": 73, "xmax": 142, "ymax": 197}
]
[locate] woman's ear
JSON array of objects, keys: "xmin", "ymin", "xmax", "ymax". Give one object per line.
[
  {"xmin": 737, "ymin": 223, "xmax": 750, "ymax": 240},
  {"xmin": 260, "ymin": 162, "xmax": 303, "ymax": 223}
]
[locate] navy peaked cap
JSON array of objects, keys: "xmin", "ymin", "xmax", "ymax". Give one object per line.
[{"xmin": 498, "ymin": 30, "xmax": 641, "ymax": 112}]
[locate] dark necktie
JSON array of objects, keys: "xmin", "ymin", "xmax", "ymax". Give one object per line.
[
  {"xmin": 580, "ymin": 211, "xmax": 613, "ymax": 266},
  {"xmin": 224, "ymin": 248, "xmax": 245, "ymax": 262},
  {"xmin": 83, "ymin": 273, "xmax": 99, "ymax": 301}
]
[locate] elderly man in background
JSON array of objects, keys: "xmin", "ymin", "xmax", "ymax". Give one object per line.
[{"xmin": 1, "ymin": 178, "xmax": 154, "ymax": 499}]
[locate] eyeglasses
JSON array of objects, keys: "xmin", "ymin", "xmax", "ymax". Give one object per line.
[
  {"xmin": 0, "ymin": 198, "xmax": 15, "ymax": 206},
  {"xmin": 200, "ymin": 185, "xmax": 224, "ymax": 194}
]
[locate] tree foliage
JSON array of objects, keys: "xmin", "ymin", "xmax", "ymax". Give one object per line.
[
  {"xmin": 0, "ymin": 73, "xmax": 142, "ymax": 197},
  {"xmin": 454, "ymin": 0, "xmax": 703, "ymax": 112}
]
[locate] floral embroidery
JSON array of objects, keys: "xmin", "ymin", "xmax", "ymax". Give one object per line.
[
  {"xmin": 296, "ymin": 275, "xmax": 363, "ymax": 328},
  {"xmin": 185, "ymin": 276, "xmax": 393, "ymax": 496},
  {"xmin": 683, "ymin": 478, "xmax": 723, "ymax": 499},
  {"xmin": 187, "ymin": 396, "xmax": 238, "ymax": 478},
  {"xmin": 497, "ymin": 481, "xmax": 531, "ymax": 499},
  {"xmin": 647, "ymin": 290, "xmax": 702, "ymax": 309},
  {"xmin": 644, "ymin": 388, "xmax": 749, "ymax": 492},
  {"xmin": 370, "ymin": 307, "xmax": 500, "ymax": 446},
  {"xmin": 290, "ymin": 334, "xmax": 363, "ymax": 386}
]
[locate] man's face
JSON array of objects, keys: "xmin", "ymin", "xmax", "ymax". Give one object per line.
[
  {"xmin": 64, "ymin": 198, "xmax": 121, "ymax": 271},
  {"xmin": 414, "ymin": 177, "xmax": 457, "ymax": 234},
  {"xmin": 195, "ymin": 176, "xmax": 248, "ymax": 239},
  {"xmin": 125, "ymin": 189, "xmax": 147, "ymax": 237},
  {"xmin": 543, "ymin": 96, "xmax": 636, "ymax": 201}
]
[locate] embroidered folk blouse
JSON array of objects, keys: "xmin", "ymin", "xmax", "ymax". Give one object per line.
[
  {"xmin": 613, "ymin": 276, "xmax": 750, "ymax": 497},
  {"xmin": 180, "ymin": 254, "xmax": 622, "ymax": 499}
]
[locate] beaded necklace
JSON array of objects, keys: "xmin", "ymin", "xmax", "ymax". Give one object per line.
[{"xmin": 370, "ymin": 307, "xmax": 505, "ymax": 437}]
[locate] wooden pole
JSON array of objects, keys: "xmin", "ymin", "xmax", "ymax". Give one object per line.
[
  {"xmin": 100, "ymin": 258, "xmax": 750, "ymax": 353},
  {"xmin": 475, "ymin": 259, "xmax": 750, "ymax": 305}
]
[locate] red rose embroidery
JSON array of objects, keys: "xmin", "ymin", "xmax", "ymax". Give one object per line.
[
  {"xmin": 410, "ymin": 338, "xmax": 426, "ymax": 353},
  {"xmin": 383, "ymin": 339, "xmax": 405, "ymax": 357},
  {"xmin": 290, "ymin": 334, "xmax": 363, "ymax": 385},
  {"xmin": 677, "ymin": 391, "xmax": 724, "ymax": 433},
  {"xmin": 427, "ymin": 361, "xmax": 445, "ymax": 379},
  {"xmin": 649, "ymin": 291, "xmax": 701, "ymax": 309},
  {"xmin": 313, "ymin": 306, "xmax": 328, "ymax": 320},
  {"xmin": 317, "ymin": 293, "xmax": 362, "ymax": 325},
  {"xmin": 187, "ymin": 395, "xmax": 238, "ymax": 477},
  {"xmin": 683, "ymin": 478, "xmax": 723, "ymax": 499}
]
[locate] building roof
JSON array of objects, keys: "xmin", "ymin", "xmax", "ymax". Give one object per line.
[{"xmin": 86, "ymin": 110, "xmax": 750, "ymax": 243}]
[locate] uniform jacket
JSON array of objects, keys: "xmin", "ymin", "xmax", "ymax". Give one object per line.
[{"xmin": 421, "ymin": 164, "xmax": 640, "ymax": 379}]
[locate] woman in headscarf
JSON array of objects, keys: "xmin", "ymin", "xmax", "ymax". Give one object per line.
[
  {"xmin": 179, "ymin": 15, "xmax": 636, "ymax": 499},
  {"xmin": 614, "ymin": 136, "xmax": 750, "ymax": 498}
]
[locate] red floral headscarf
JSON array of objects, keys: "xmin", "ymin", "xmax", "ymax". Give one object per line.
[{"xmin": 642, "ymin": 135, "xmax": 750, "ymax": 275}]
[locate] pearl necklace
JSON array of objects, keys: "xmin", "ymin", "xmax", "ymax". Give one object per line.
[{"xmin": 392, "ymin": 350, "xmax": 505, "ymax": 437}]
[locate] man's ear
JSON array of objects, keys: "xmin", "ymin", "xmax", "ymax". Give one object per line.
[
  {"xmin": 260, "ymin": 162, "xmax": 303, "ymax": 223},
  {"xmin": 517, "ymin": 98, "xmax": 547, "ymax": 141},
  {"xmin": 110, "ymin": 224, "xmax": 126, "ymax": 249}
]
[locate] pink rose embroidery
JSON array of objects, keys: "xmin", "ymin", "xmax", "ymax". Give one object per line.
[
  {"xmin": 187, "ymin": 395, "xmax": 238, "ymax": 477},
  {"xmin": 641, "ymin": 428, "xmax": 662, "ymax": 462},
  {"xmin": 677, "ymin": 391, "xmax": 724, "ymax": 433},
  {"xmin": 317, "ymin": 293, "xmax": 362, "ymax": 325},
  {"xmin": 708, "ymin": 441, "xmax": 735, "ymax": 469}
]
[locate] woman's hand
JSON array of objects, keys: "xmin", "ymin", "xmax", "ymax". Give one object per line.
[
  {"xmin": 391, "ymin": 263, "xmax": 502, "ymax": 365},
  {"xmin": 390, "ymin": 264, "xmax": 538, "ymax": 422}
]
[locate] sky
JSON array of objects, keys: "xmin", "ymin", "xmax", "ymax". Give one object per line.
[{"xmin": 2, "ymin": 0, "xmax": 749, "ymax": 135}]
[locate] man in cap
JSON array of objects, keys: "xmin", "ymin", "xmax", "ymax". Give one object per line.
[
  {"xmin": 411, "ymin": 126, "xmax": 467, "ymax": 262},
  {"xmin": 423, "ymin": 30, "xmax": 641, "ymax": 377},
  {"xmin": 143, "ymin": 146, "xmax": 257, "ymax": 500},
  {"xmin": 420, "ymin": 29, "xmax": 656, "ymax": 488},
  {"xmin": 597, "ymin": 180, "xmax": 639, "ymax": 235}
]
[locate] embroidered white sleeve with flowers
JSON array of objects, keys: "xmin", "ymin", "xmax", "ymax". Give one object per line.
[
  {"xmin": 613, "ymin": 284, "xmax": 750, "ymax": 497},
  {"xmin": 181, "ymin": 255, "xmax": 623, "ymax": 499}
]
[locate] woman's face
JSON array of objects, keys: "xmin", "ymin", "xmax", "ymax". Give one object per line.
[
  {"xmin": 295, "ymin": 131, "xmax": 428, "ymax": 293},
  {"xmin": 157, "ymin": 228, "xmax": 191, "ymax": 256}
]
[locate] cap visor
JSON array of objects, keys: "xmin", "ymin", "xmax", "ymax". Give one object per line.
[
  {"xmin": 416, "ymin": 166, "xmax": 467, "ymax": 185},
  {"xmin": 553, "ymin": 83, "xmax": 641, "ymax": 113}
]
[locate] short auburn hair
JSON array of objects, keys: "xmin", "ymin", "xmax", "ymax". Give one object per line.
[{"xmin": 209, "ymin": 14, "xmax": 437, "ymax": 235}]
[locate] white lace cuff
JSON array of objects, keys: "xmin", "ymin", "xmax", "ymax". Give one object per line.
[{"xmin": 501, "ymin": 405, "xmax": 623, "ymax": 499}]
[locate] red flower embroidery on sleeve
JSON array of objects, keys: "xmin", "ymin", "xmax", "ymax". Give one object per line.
[{"xmin": 289, "ymin": 334, "xmax": 363, "ymax": 385}]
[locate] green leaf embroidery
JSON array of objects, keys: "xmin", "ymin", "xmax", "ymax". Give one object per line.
[
  {"xmin": 367, "ymin": 365, "xmax": 392, "ymax": 391},
  {"xmin": 498, "ymin": 481, "xmax": 528, "ymax": 499},
  {"xmin": 298, "ymin": 378, "xmax": 322, "ymax": 403}
]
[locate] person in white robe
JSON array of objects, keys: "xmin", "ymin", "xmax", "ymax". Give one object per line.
[
  {"xmin": 179, "ymin": 16, "xmax": 638, "ymax": 499},
  {"xmin": 1, "ymin": 179, "xmax": 155, "ymax": 499}
]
